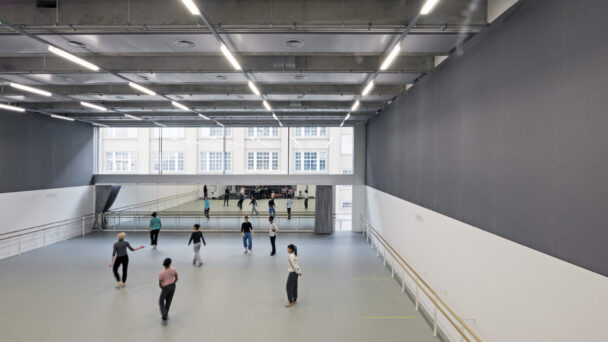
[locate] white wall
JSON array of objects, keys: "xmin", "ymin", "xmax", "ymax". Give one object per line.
[
  {"xmin": 0, "ymin": 186, "xmax": 95, "ymax": 259},
  {"xmin": 365, "ymin": 186, "xmax": 608, "ymax": 342}
]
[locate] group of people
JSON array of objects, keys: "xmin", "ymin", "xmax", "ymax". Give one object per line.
[{"xmin": 108, "ymin": 211, "xmax": 303, "ymax": 324}]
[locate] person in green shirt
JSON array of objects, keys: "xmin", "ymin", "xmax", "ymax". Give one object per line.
[{"xmin": 150, "ymin": 212, "xmax": 162, "ymax": 249}]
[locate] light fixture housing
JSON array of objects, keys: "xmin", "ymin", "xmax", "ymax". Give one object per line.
[
  {"xmin": 380, "ymin": 44, "xmax": 401, "ymax": 71},
  {"xmin": 80, "ymin": 101, "xmax": 107, "ymax": 111},
  {"xmin": 51, "ymin": 114, "xmax": 75, "ymax": 121},
  {"xmin": 351, "ymin": 100, "xmax": 360, "ymax": 111},
  {"xmin": 128, "ymin": 82, "xmax": 156, "ymax": 96},
  {"xmin": 48, "ymin": 46, "xmax": 100, "ymax": 71},
  {"xmin": 248, "ymin": 81, "xmax": 261, "ymax": 96},
  {"xmin": 0, "ymin": 103, "xmax": 26, "ymax": 112},
  {"xmin": 180, "ymin": 0, "xmax": 201, "ymax": 15},
  {"xmin": 361, "ymin": 80, "xmax": 374, "ymax": 96},
  {"xmin": 220, "ymin": 44, "xmax": 242, "ymax": 70},
  {"xmin": 171, "ymin": 101, "xmax": 190, "ymax": 111},
  {"xmin": 420, "ymin": 0, "xmax": 440, "ymax": 15},
  {"xmin": 124, "ymin": 114, "xmax": 143, "ymax": 121},
  {"xmin": 263, "ymin": 100, "xmax": 272, "ymax": 111},
  {"xmin": 9, "ymin": 82, "xmax": 52, "ymax": 97}
]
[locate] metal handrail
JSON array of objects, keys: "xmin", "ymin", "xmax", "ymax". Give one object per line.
[
  {"xmin": 106, "ymin": 211, "xmax": 316, "ymax": 218},
  {"xmin": 109, "ymin": 190, "xmax": 199, "ymax": 212},
  {"xmin": 0, "ymin": 213, "xmax": 95, "ymax": 238},
  {"xmin": 360, "ymin": 215, "xmax": 482, "ymax": 342}
]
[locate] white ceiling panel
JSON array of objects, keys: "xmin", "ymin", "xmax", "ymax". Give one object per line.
[
  {"xmin": 252, "ymin": 72, "xmax": 370, "ymax": 84},
  {"xmin": 167, "ymin": 94, "xmax": 260, "ymax": 101},
  {"xmin": 120, "ymin": 72, "xmax": 248, "ymax": 83},
  {"xmin": 71, "ymin": 94, "xmax": 164, "ymax": 101},
  {"xmin": 26, "ymin": 73, "xmax": 124, "ymax": 84}
]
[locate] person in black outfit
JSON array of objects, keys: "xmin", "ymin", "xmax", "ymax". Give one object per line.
[
  {"xmin": 224, "ymin": 187, "xmax": 230, "ymax": 206},
  {"xmin": 237, "ymin": 193, "xmax": 244, "ymax": 210},
  {"xmin": 108, "ymin": 232, "xmax": 144, "ymax": 288},
  {"xmin": 188, "ymin": 224, "xmax": 206, "ymax": 267},
  {"xmin": 241, "ymin": 216, "xmax": 253, "ymax": 254},
  {"xmin": 304, "ymin": 190, "xmax": 309, "ymax": 209}
]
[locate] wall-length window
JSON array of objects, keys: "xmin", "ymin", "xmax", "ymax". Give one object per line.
[{"xmin": 105, "ymin": 152, "xmax": 137, "ymax": 172}]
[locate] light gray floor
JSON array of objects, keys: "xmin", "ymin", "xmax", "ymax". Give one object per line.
[{"xmin": 0, "ymin": 232, "xmax": 440, "ymax": 342}]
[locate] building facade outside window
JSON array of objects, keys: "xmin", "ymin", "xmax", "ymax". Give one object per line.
[
  {"xmin": 247, "ymin": 127, "xmax": 279, "ymax": 138},
  {"xmin": 105, "ymin": 152, "xmax": 137, "ymax": 172},
  {"xmin": 294, "ymin": 151, "xmax": 327, "ymax": 172},
  {"xmin": 105, "ymin": 127, "xmax": 138, "ymax": 139},
  {"xmin": 153, "ymin": 151, "xmax": 184, "ymax": 172},
  {"xmin": 152, "ymin": 127, "xmax": 185, "ymax": 139},
  {"xmin": 200, "ymin": 127, "xmax": 231, "ymax": 138},
  {"xmin": 200, "ymin": 152, "xmax": 231, "ymax": 172},
  {"xmin": 294, "ymin": 127, "xmax": 327, "ymax": 137},
  {"xmin": 247, "ymin": 151, "xmax": 279, "ymax": 171}
]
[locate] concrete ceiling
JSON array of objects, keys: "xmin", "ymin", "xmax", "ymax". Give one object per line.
[{"xmin": 0, "ymin": 0, "xmax": 488, "ymax": 127}]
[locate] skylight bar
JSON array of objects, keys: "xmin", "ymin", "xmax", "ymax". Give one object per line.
[
  {"xmin": 128, "ymin": 82, "xmax": 156, "ymax": 96},
  {"xmin": 48, "ymin": 46, "xmax": 100, "ymax": 71},
  {"xmin": 51, "ymin": 114, "xmax": 75, "ymax": 121},
  {"xmin": 0, "ymin": 103, "xmax": 26, "ymax": 112},
  {"xmin": 380, "ymin": 44, "xmax": 401, "ymax": 71},
  {"xmin": 220, "ymin": 44, "xmax": 242, "ymax": 70},
  {"xmin": 80, "ymin": 101, "xmax": 107, "ymax": 111},
  {"xmin": 9, "ymin": 82, "xmax": 52, "ymax": 97}
]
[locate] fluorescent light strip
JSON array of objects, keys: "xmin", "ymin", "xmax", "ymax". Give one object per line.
[
  {"xmin": 248, "ymin": 81, "xmax": 261, "ymax": 96},
  {"xmin": 345, "ymin": 113, "xmax": 351, "ymax": 121},
  {"xmin": 48, "ymin": 46, "xmax": 99, "ymax": 71},
  {"xmin": 172, "ymin": 101, "xmax": 190, "ymax": 111},
  {"xmin": 154, "ymin": 122, "xmax": 166, "ymax": 127},
  {"xmin": 272, "ymin": 113, "xmax": 278, "ymax": 120},
  {"xmin": 128, "ymin": 82, "xmax": 156, "ymax": 96},
  {"xmin": 80, "ymin": 101, "xmax": 107, "ymax": 111},
  {"xmin": 92, "ymin": 122, "xmax": 109, "ymax": 127},
  {"xmin": 340, "ymin": 121, "xmax": 345, "ymax": 127},
  {"xmin": 263, "ymin": 100, "xmax": 272, "ymax": 111},
  {"xmin": 361, "ymin": 80, "xmax": 374, "ymax": 96},
  {"xmin": 278, "ymin": 121, "xmax": 283, "ymax": 127},
  {"xmin": 0, "ymin": 103, "xmax": 26, "ymax": 112},
  {"xmin": 351, "ymin": 100, "xmax": 360, "ymax": 111},
  {"xmin": 380, "ymin": 44, "xmax": 401, "ymax": 71},
  {"xmin": 198, "ymin": 113, "xmax": 210, "ymax": 120},
  {"xmin": 124, "ymin": 114, "xmax": 143, "ymax": 121},
  {"xmin": 9, "ymin": 82, "xmax": 52, "ymax": 97},
  {"xmin": 217, "ymin": 122, "xmax": 225, "ymax": 127},
  {"xmin": 180, "ymin": 0, "xmax": 201, "ymax": 15},
  {"xmin": 220, "ymin": 44, "xmax": 242, "ymax": 70},
  {"xmin": 420, "ymin": 0, "xmax": 440, "ymax": 15},
  {"xmin": 51, "ymin": 114, "xmax": 75, "ymax": 121}
]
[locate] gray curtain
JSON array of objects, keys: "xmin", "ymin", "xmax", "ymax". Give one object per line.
[
  {"xmin": 92, "ymin": 185, "xmax": 113, "ymax": 230},
  {"xmin": 314, "ymin": 185, "xmax": 334, "ymax": 234}
]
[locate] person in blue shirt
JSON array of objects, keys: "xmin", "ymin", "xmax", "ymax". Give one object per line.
[
  {"xmin": 149, "ymin": 212, "xmax": 162, "ymax": 249},
  {"xmin": 204, "ymin": 197, "xmax": 210, "ymax": 220}
]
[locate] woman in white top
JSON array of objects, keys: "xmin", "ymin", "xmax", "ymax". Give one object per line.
[
  {"xmin": 285, "ymin": 244, "xmax": 302, "ymax": 307},
  {"xmin": 268, "ymin": 216, "xmax": 279, "ymax": 256}
]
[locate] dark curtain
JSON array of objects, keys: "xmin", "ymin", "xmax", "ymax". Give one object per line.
[{"xmin": 314, "ymin": 185, "xmax": 334, "ymax": 234}]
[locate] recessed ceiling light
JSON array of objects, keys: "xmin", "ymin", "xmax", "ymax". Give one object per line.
[
  {"xmin": 215, "ymin": 75, "xmax": 227, "ymax": 80},
  {"xmin": 294, "ymin": 74, "xmax": 308, "ymax": 81},
  {"xmin": 174, "ymin": 39, "xmax": 196, "ymax": 48},
  {"xmin": 284, "ymin": 39, "xmax": 305, "ymax": 49},
  {"xmin": 66, "ymin": 40, "xmax": 87, "ymax": 48}
]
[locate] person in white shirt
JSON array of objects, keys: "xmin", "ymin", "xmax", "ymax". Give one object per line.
[
  {"xmin": 285, "ymin": 244, "xmax": 302, "ymax": 307},
  {"xmin": 268, "ymin": 216, "xmax": 279, "ymax": 256},
  {"xmin": 286, "ymin": 197, "xmax": 293, "ymax": 220}
]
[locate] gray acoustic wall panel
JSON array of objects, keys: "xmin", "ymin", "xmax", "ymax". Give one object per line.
[
  {"xmin": 366, "ymin": 0, "xmax": 608, "ymax": 276},
  {"xmin": 0, "ymin": 111, "xmax": 94, "ymax": 193}
]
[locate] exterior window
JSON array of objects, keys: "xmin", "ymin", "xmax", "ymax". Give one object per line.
[
  {"xmin": 200, "ymin": 152, "xmax": 231, "ymax": 171},
  {"xmin": 294, "ymin": 151, "xmax": 327, "ymax": 172},
  {"xmin": 247, "ymin": 127, "xmax": 279, "ymax": 138},
  {"xmin": 341, "ymin": 135, "xmax": 353, "ymax": 155},
  {"xmin": 224, "ymin": 152, "xmax": 231, "ymax": 171},
  {"xmin": 200, "ymin": 127, "xmax": 231, "ymax": 137},
  {"xmin": 105, "ymin": 152, "xmax": 137, "ymax": 171},
  {"xmin": 104, "ymin": 127, "xmax": 137, "ymax": 138},
  {"xmin": 247, "ymin": 151, "xmax": 279, "ymax": 170},
  {"xmin": 153, "ymin": 152, "xmax": 184, "ymax": 171},
  {"xmin": 341, "ymin": 169, "xmax": 353, "ymax": 174},
  {"xmin": 152, "ymin": 127, "xmax": 185, "ymax": 139},
  {"xmin": 341, "ymin": 202, "xmax": 352, "ymax": 209},
  {"xmin": 294, "ymin": 127, "xmax": 327, "ymax": 137}
]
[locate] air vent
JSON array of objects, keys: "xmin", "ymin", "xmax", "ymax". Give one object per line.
[
  {"xmin": 137, "ymin": 75, "xmax": 150, "ymax": 81},
  {"xmin": 273, "ymin": 56, "xmax": 296, "ymax": 70},
  {"xmin": 294, "ymin": 74, "xmax": 308, "ymax": 81},
  {"xmin": 66, "ymin": 40, "xmax": 87, "ymax": 48},
  {"xmin": 215, "ymin": 75, "xmax": 227, "ymax": 80},
  {"xmin": 174, "ymin": 40, "xmax": 196, "ymax": 48},
  {"xmin": 284, "ymin": 39, "xmax": 305, "ymax": 49}
]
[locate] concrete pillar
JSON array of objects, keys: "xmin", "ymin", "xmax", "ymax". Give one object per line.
[{"xmin": 352, "ymin": 123, "xmax": 366, "ymax": 232}]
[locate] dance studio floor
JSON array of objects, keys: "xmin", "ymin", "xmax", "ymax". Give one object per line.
[{"xmin": 0, "ymin": 232, "xmax": 441, "ymax": 342}]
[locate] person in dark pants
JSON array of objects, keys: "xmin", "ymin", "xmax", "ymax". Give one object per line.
[
  {"xmin": 304, "ymin": 190, "xmax": 309, "ymax": 210},
  {"xmin": 188, "ymin": 224, "xmax": 206, "ymax": 266},
  {"xmin": 203, "ymin": 185, "xmax": 208, "ymax": 199},
  {"xmin": 149, "ymin": 212, "xmax": 162, "ymax": 249},
  {"xmin": 241, "ymin": 216, "xmax": 253, "ymax": 254},
  {"xmin": 285, "ymin": 244, "xmax": 302, "ymax": 307},
  {"xmin": 286, "ymin": 197, "xmax": 293, "ymax": 220},
  {"xmin": 108, "ymin": 232, "xmax": 144, "ymax": 288},
  {"xmin": 249, "ymin": 197, "xmax": 258, "ymax": 215},
  {"xmin": 268, "ymin": 198, "xmax": 276, "ymax": 218},
  {"xmin": 237, "ymin": 193, "xmax": 244, "ymax": 210},
  {"xmin": 224, "ymin": 187, "xmax": 230, "ymax": 206},
  {"xmin": 268, "ymin": 216, "xmax": 279, "ymax": 256},
  {"xmin": 158, "ymin": 258, "xmax": 178, "ymax": 323}
]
